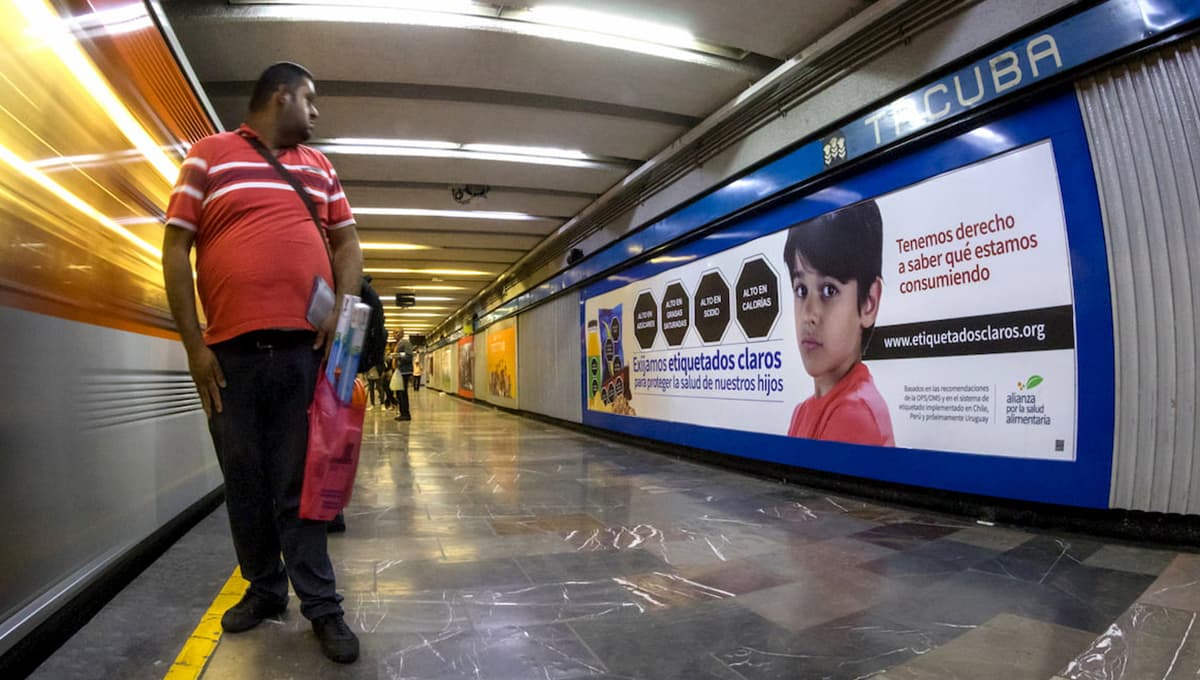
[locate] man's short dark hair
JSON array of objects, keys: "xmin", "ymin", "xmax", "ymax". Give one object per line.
[
  {"xmin": 248, "ymin": 62, "xmax": 313, "ymax": 112},
  {"xmin": 782, "ymin": 199, "xmax": 883, "ymax": 309}
]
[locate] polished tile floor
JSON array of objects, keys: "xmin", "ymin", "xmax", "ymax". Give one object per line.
[{"xmin": 32, "ymin": 389, "xmax": 1200, "ymax": 679}]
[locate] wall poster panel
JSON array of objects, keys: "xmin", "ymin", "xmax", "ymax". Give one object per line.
[
  {"xmin": 581, "ymin": 93, "xmax": 1114, "ymax": 507},
  {"xmin": 457, "ymin": 335, "xmax": 475, "ymax": 399},
  {"xmin": 486, "ymin": 319, "xmax": 517, "ymax": 406}
]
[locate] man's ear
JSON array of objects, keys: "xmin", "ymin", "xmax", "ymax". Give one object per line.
[
  {"xmin": 860, "ymin": 277, "xmax": 882, "ymax": 327},
  {"xmin": 273, "ymin": 84, "xmax": 291, "ymax": 108}
]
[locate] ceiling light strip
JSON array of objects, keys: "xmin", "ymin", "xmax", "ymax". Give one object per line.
[
  {"xmin": 325, "ymin": 137, "xmax": 593, "ymax": 161},
  {"xmin": 226, "ymin": 1, "xmax": 748, "ymax": 64},
  {"xmin": 315, "ymin": 143, "xmax": 617, "ymax": 169},
  {"xmin": 365, "ymin": 267, "xmax": 492, "ymax": 276},
  {"xmin": 359, "ymin": 242, "xmax": 430, "ymax": 250},
  {"xmin": 355, "ymin": 207, "xmax": 547, "ymax": 221},
  {"xmin": 325, "ymin": 137, "xmax": 462, "ymax": 150},
  {"xmin": 385, "ymin": 312, "xmax": 444, "ymax": 317}
]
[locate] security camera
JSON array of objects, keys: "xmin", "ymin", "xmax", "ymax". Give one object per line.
[{"xmin": 449, "ymin": 184, "xmax": 490, "ymax": 205}]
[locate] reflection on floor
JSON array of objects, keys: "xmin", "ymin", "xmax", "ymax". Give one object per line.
[{"xmin": 32, "ymin": 389, "xmax": 1200, "ymax": 679}]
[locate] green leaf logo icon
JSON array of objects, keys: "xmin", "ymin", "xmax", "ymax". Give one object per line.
[{"xmin": 1025, "ymin": 375, "xmax": 1043, "ymax": 390}]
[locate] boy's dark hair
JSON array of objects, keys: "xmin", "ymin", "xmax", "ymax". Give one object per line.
[
  {"xmin": 248, "ymin": 62, "xmax": 313, "ymax": 112},
  {"xmin": 782, "ymin": 199, "xmax": 883, "ymax": 310},
  {"xmin": 783, "ymin": 199, "xmax": 883, "ymax": 349}
]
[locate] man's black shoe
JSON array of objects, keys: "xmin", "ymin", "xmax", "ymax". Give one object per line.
[
  {"xmin": 394, "ymin": 414, "xmax": 411, "ymax": 421},
  {"xmin": 220, "ymin": 594, "xmax": 286, "ymax": 632},
  {"xmin": 312, "ymin": 613, "xmax": 359, "ymax": 663}
]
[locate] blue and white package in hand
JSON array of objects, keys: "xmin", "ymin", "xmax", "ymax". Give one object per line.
[
  {"xmin": 325, "ymin": 294, "xmax": 360, "ymax": 385},
  {"xmin": 336, "ymin": 303, "xmax": 372, "ymax": 403}
]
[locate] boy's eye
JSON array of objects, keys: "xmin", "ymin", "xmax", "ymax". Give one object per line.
[
  {"xmin": 820, "ymin": 283, "xmax": 839, "ymax": 299},
  {"xmin": 793, "ymin": 283, "xmax": 807, "ymax": 299}
]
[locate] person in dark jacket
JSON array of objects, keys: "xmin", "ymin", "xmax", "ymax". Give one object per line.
[{"xmin": 390, "ymin": 331, "xmax": 414, "ymax": 421}]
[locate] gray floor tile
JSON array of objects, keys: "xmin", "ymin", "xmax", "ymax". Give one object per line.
[
  {"xmin": 1140, "ymin": 554, "xmax": 1200, "ymax": 612},
  {"xmin": 859, "ymin": 538, "xmax": 999, "ymax": 587},
  {"xmin": 876, "ymin": 613, "xmax": 1095, "ymax": 680},
  {"xmin": 715, "ymin": 608, "xmax": 957, "ymax": 680},
  {"xmin": 1058, "ymin": 602, "xmax": 1200, "ymax": 679},
  {"xmin": 972, "ymin": 533, "xmax": 1105, "ymax": 584},
  {"xmin": 516, "ymin": 547, "xmax": 673, "ymax": 583},
  {"xmin": 733, "ymin": 566, "xmax": 886, "ymax": 632},
  {"xmin": 570, "ymin": 598, "xmax": 787, "ymax": 679},
  {"xmin": 850, "ymin": 521, "xmax": 962, "ymax": 550},
  {"xmin": 944, "ymin": 524, "xmax": 1033, "ymax": 552}
]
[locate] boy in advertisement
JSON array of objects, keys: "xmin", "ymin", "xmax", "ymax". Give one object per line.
[{"xmin": 783, "ymin": 200, "xmax": 894, "ymax": 446}]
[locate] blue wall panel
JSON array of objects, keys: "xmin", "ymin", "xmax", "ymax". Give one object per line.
[{"xmin": 581, "ymin": 92, "xmax": 1115, "ymax": 508}]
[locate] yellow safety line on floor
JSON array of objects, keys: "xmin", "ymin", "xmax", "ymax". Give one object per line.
[{"xmin": 163, "ymin": 567, "xmax": 247, "ymax": 680}]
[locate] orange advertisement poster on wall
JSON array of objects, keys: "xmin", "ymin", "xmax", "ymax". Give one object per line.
[{"xmin": 486, "ymin": 320, "xmax": 517, "ymax": 401}]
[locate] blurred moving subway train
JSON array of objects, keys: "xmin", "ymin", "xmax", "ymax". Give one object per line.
[
  {"xmin": 0, "ymin": 0, "xmax": 222, "ymax": 665},
  {"xmin": 1, "ymin": 0, "xmax": 1199, "ymax": 676}
]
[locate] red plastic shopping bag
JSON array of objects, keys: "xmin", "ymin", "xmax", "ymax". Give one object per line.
[{"xmin": 300, "ymin": 372, "xmax": 366, "ymax": 520}]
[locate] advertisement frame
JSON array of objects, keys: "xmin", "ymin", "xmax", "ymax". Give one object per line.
[
  {"xmin": 457, "ymin": 335, "xmax": 475, "ymax": 399},
  {"xmin": 580, "ymin": 90, "xmax": 1114, "ymax": 508},
  {"xmin": 485, "ymin": 319, "xmax": 518, "ymax": 405}
]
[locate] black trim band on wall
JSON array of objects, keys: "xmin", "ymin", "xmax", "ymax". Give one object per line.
[{"xmin": 865, "ymin": 305, "xmax": 1075, "ymax": 360}]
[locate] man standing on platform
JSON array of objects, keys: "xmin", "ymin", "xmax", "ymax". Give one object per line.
[
  {"xmin": 392, "ymin": 330, "xmax": 414, "ymax": 421},
  {"xmin": 161, "ymin": 62, "xmax": 360, "ymax": 664}
]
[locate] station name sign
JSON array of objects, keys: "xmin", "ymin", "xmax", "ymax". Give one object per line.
[{"xmin": 827, "ymin": 0, "xmax": 1199, "ymax": 166}]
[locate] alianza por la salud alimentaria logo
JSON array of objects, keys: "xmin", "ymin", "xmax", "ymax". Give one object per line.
[{"xmin": 1007, "ymin": 374, "xmax": 1050, "ymax": 426}]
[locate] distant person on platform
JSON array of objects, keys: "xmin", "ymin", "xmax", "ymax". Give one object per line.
[
  {"xmin": 380, "ymin": 341, "xmax": 396, "ymax": 410},
  {"xmin": 365, "ymin": 364, "xmax": 382, "ymax": 409},
  {"xmin": 390, "ymin": 330, "xmax": 414, "ymax": 421},
  {"xmin": 782, "ymin": 199, "xmax": 894, "ymax": 446},
  {"xmin": 161, "ymin": 62, "xmax": 359, "ymax": 663},
  {"xmin": 411, "ymin": 348, "xmax": 423, "ymax": 391}
]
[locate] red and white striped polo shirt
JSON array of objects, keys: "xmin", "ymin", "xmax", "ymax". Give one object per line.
[{"xmin": 165, "ymin": 124, "xmax": 355, "ymax": 345}]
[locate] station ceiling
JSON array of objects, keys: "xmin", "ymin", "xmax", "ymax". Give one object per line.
[{"xmin": 158, "ymin": 0, "xmax": 877, "ymax": 337}]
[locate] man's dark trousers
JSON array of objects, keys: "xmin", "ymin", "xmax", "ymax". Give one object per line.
[
  {"xmin": 366, "ymin": 376, "xmax": 381, "ymax": 406},
  {"xmin": 397, "ymin": 373, "xmax": 411, "ymax": 417},
  {"xmin": 208, "ymin": 330, "xmax": 343, "ymax": 620}
]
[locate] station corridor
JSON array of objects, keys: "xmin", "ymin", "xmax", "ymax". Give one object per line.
[{"xmin": 32, "ymin": 389, "xmax": 1200, "ymax": 679}]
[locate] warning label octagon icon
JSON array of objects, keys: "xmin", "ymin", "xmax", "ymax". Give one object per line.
[{"xmin": 736, "ymin": 256, "xmax": 780, "ymax": 339}]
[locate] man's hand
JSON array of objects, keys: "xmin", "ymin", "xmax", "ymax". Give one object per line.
[
  {"xmin": 187, "ymin": 345, "xmax": 226, "ymax": 418},
  {"xmin": 322, "ymin": 226, "xmax": 363, "ymax": 362},
  {"xmin": 313, "ymin": 303, "xmax": 338, "ymax": 361}
]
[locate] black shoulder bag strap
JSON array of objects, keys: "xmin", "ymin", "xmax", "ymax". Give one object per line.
[{"xmin": 240, "ymin": 132, "xmax": 333, "ymax": 261}]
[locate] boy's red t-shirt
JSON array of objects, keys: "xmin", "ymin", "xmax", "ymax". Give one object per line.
[{"xmin": 788, "ymin": 362, "xmax": 895, "ymax": 446}]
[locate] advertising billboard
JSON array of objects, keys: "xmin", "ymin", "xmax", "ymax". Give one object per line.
[
  {"xmin": 457, "ymin": 335, "xmax": 475, "ymax": 399},
  {"xmin": 438, "ymin": 344, "xmax": 454, "ymax": 391},
  {"xmin": 486, "ymin": 319, "xmax": 517, "ymax": 403},
  {"xmin": 584, "ymin": 141, "xmax": 1077, "ymax": 461}
]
